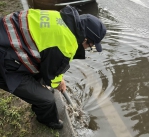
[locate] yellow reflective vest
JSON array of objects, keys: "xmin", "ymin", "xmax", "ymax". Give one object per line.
[
  {"xmin": 28, "ymin": 9, "xmax": 78, "ymax": 88},
  {"xmin": 28, "ymin": 9, "xmax": 78, "ymax": 59},
  {"xmin": 2, "ymin": 9, "xmax": 78, "ymax": 89}
]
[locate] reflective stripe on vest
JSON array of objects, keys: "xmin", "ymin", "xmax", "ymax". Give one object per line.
[
  {"xmin": 3, "ymin": 13, "xmax": 39, "ymax": 73},
  {"xmin": 19, "ymin": 10, "xmax": 41, "ymax": 63}
]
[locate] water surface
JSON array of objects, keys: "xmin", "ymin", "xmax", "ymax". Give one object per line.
[{"xmin": 64, "ymin": 1, "xmax": 149, "ymax": 137}]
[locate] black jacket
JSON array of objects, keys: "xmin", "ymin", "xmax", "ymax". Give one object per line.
[
  {"xmin": 0, "ymin": 5, "xmax": 85, "ymax": 93},
  {"xmin": 60, "ymin": 5, "xmax": 86, "ymax": 59}
]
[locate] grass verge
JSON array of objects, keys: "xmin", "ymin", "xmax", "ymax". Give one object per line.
[{"xmin": 0, "ymin": 90, "xmax": 59, "ymax": 137}]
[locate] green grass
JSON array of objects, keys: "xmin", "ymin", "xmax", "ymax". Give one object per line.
[
  {"xmin": 0, "ymin": 90, "xmax": 59, "ymax": 137},
  {"xmin": 0, "ymin": 1, "xmax": 6, "ymax": 7}
]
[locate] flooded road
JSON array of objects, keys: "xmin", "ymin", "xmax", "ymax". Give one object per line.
[
  {"xmin": 28, "ymin": 0, "xmax": 149, "ymax": 136},
  {"xmin": 64, "ymin": 1, "xmax": 149, "ymax": 137}
]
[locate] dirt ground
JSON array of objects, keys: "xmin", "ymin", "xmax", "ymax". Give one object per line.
[
  {"xmin": 0, "ymin": 0, "xmax": 23, "ymax": 17},
  {"xmin": 0, "ymin": 0, "xmax": 59, "ymax": 137}
]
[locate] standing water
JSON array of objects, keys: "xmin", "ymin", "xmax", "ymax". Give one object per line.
[{"xmin": 64, "ymin": 1, "xmax": 149, "ymax": 137}]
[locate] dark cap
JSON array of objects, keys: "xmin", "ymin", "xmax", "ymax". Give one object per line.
[{"xmin": 80, "ymin": 14, "xmax": 106, "ymax": 52}]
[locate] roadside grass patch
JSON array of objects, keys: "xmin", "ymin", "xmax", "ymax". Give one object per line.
[
  {"xmin": 0, "ymin": 1, "xmax": 6, "ymax": 7},
  {"xmin": 0, "ymin": 90, "xmax": 59, "ymax": 137}
]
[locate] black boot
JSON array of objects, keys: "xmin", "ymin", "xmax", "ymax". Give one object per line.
[
  {"xmin": 37, "ymin": 117, "xmax": 63, "ymax": 130},
  {"xmin": 46, "ymin": 120, "xmax": 63, "ymax": 129}
]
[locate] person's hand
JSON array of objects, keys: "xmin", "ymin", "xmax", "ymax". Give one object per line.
[{"xmin": 56, "ymin": 79, "xmax": 66, "ymax": 93}]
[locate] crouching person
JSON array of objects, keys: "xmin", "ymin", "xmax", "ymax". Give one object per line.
[{"xmin": 0, "ymin": 5, "xmax": 106, "ymax": 129}]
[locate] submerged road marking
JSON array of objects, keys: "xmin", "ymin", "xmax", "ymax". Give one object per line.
[
  {"xmin": 100, "ymin": 99, "xmax": 132, "ymax": 137},
  {"xmin": 76, "ymin": 61, "xmax": 133, "ymax": 137}
]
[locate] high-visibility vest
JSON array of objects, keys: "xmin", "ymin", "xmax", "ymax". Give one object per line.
[
  {"xmin": 28, "ymin": 9, "xmax": 78, "ymax": 59},
  {"xmin": 3, "ymin": 9, "xmax": 78, "ymax": 88},
  {"xmin": 3, "ymin": 12, "xmax": 40, "ymax": 73}
]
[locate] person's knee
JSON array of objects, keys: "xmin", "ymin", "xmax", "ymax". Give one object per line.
[
  {"xmin": 41, "ymin": 88, "xmax": 56, "ymax": 105},
  {"xmin": 46, "ymin": 96, "xmax": 55, "ymax": 105},
  {"xmin": 40, "ymin": 92, "xmax": 56, "ymax": 106},
  {"xmin": 33, "ymin": 96, "xmax": 56, "ymax": 110}
]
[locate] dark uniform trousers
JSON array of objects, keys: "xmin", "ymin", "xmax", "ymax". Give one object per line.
[
  {"xmin": 17, "ymin": 75, "xmax": 59, "ymax": 124},
  {"xmin": 0, "ymin": 74, "xmax": 59, "ymax": 124}
]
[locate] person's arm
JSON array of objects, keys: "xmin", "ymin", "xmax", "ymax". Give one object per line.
[
  {"xmin": 51, "ymin": 74, "xmax": 64, "ymax": 89},
  {"xmin": 40, "ymin": 47, "xmax": 70, "ymax": 91},
  {"xmin": 53, "ymin": 77, "xmax": 66, "ymax": 93}
]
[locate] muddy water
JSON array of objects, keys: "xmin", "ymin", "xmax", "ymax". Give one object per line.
[
  {"xmin": 64, "ymin": 2, "xmax": 149, "ymax": 137},
  {"xmin": 28, "ymin": 1, "xmax": 149, "ymax": 137}
]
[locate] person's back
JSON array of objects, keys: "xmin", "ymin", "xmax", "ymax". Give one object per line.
[{"xmin": 0, "ymin": 8, "xmax": 78, "ymax": 92}]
